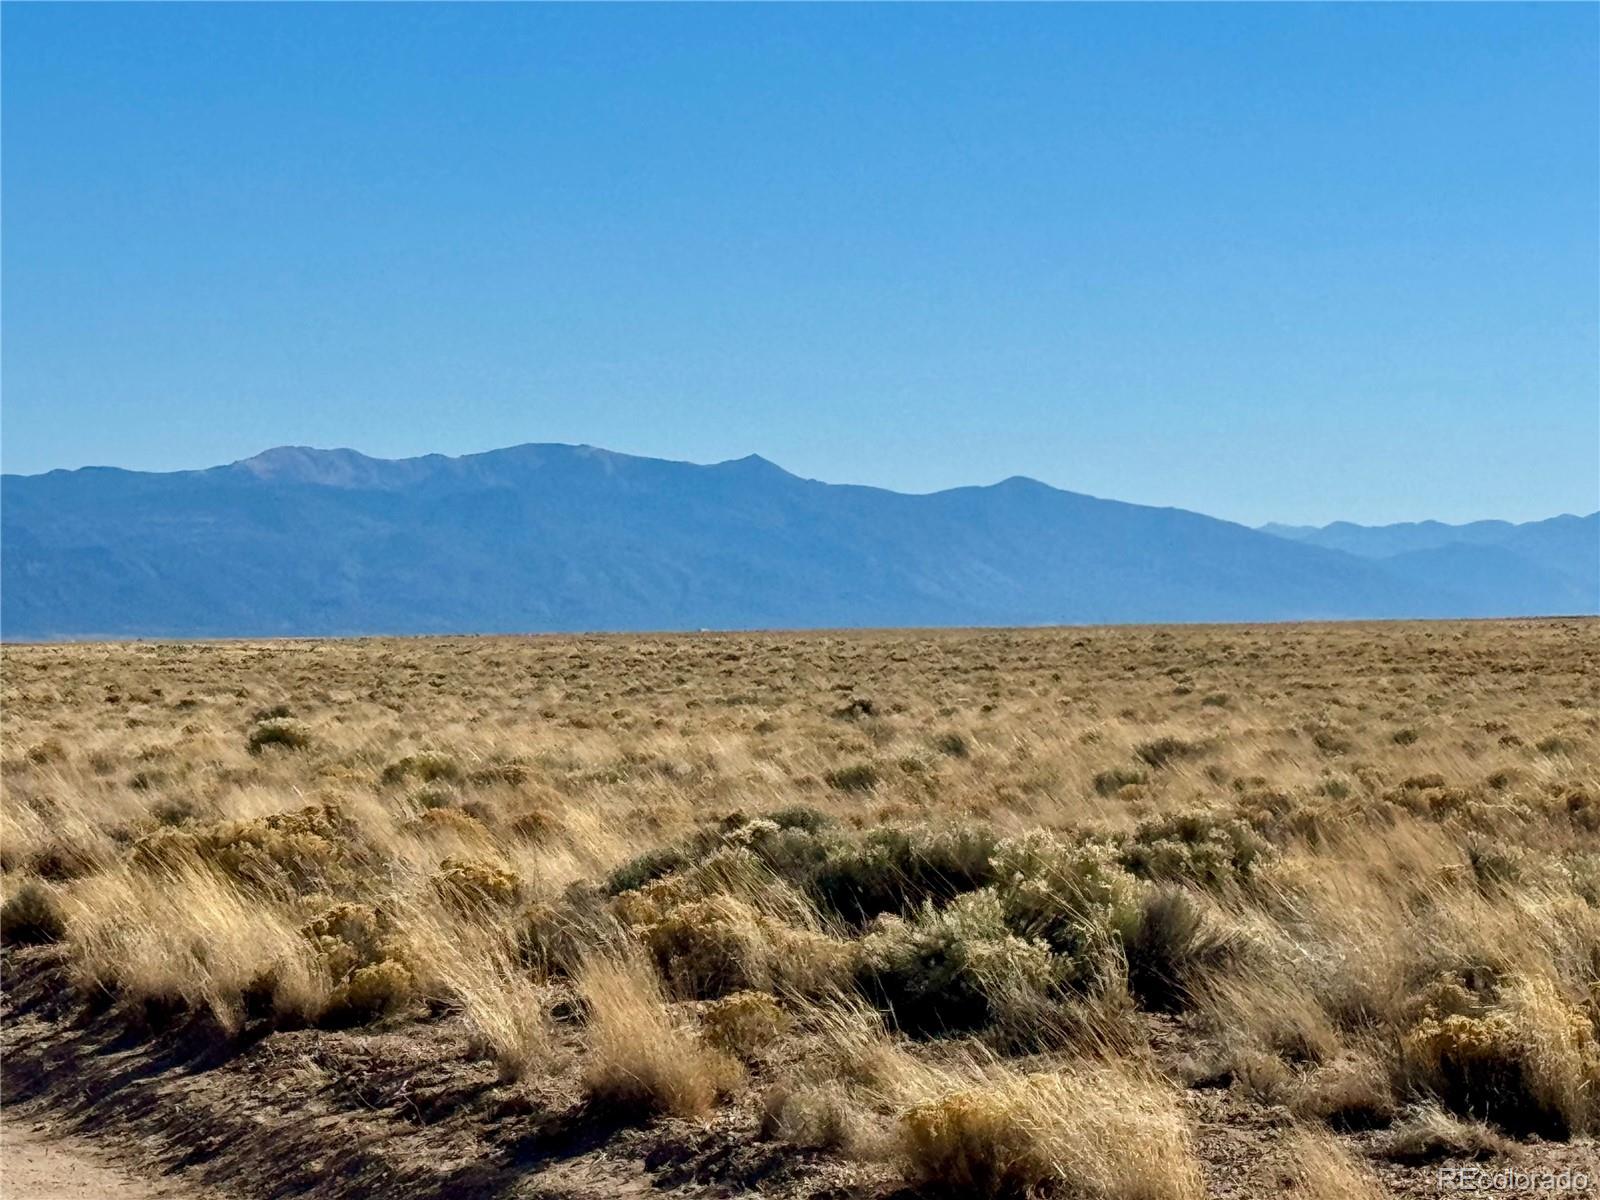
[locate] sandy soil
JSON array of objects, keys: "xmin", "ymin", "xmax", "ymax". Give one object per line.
[{"xmin": 1, "ymin": 1120, "xmax": 191, "ymax": 1200}]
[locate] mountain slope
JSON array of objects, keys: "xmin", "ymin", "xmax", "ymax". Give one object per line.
[
  {"xmin": 0, "ymin": 444, "xmax": 1580, "ymax": 638},
  {"xmin": 1260, "ymin": 512, "xmax": 1598, "ymax": 617}
]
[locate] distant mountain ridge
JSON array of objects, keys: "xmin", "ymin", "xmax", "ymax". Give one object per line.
[
  {"xmin": 3, "ymin": 443, "xmax": 1595, "ymax": 639},
  {"xmin": 1259, "ymin": 512, "xmax": 1598, "ymax": 617}
]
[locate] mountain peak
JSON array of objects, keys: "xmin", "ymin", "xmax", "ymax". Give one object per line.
[
  {"xmin": 713, "ymin": 453, "xmax": 791, "ymax": 477},
  {"xmin": 230, "ymin": 445, "xmax": 389, "ymax": 487}
]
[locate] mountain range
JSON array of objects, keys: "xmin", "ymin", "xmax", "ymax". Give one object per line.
[
  {"xmin": 1258, "ymin": 515, "xmax": 1598, "ymax": 619},
  {"xmin": 2, "ymin": 444, "xmax": 1595, "ymax": 639}
]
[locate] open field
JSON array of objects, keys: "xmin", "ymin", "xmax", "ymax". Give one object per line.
[{"xmin": 3, "ymin": 620, "xmax": 1598, "ymax": 1199}]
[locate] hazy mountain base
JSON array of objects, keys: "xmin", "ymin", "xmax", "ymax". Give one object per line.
[
  {"xmin": 6, "ymin": 443, "xmax": 1594, "ymax": 639},
  {"xmin": 3, "ymin": 621, "xmax": 1598, "ymax": 1200},
  {"xmin": 1260, "ymin": 513, "xmax": 1600, "ymax": 618},
  {"xmin": 1260, "ymin": 512, "xmax": 1598, "ymax": 574}
]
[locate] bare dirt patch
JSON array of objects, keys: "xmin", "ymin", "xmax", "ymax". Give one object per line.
[{"xmin": 2, "ymin": 1117, "xmax": 201, "ymax": 1200}]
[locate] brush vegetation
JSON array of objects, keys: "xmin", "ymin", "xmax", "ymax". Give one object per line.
[{"xmin": 2, "ymin": 620, "xmax": 1597, "ymax": 1197}]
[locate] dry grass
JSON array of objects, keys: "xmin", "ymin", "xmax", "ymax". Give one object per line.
[
  {"xmin": 1379, "ymin": 1105, "xmax": 1512, "ymax": 1164},
  {"xmin": 415, "ymin": 912, "xmax": 563, "ymax": 1081},
  {"xmin": 1276, "ymin": 1131, "xmax": 1387, "ymax": 1200},
  {"xmin": 2, "ymin": 619, "xmax": 1598, "ymax": 1195},
  {"xmin": 896, "ymin": 1060, "xmax": 1202, "ymax": 1199},
  {"xmin": 576, "ymin": 950, "xmax": 743, "ymax": 1117}
]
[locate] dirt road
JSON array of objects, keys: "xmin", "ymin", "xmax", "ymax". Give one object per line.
[{"xmin": 1, "ymin": 1120, "xmax": 189, "ymax": 1200}]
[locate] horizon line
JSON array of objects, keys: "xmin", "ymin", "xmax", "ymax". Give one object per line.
[{"xmin": 3, "ymin": 439, "xmax": 1595, "ymax": 530}]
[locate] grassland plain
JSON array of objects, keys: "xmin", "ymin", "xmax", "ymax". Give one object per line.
[{"xmin": 2, "ymin": 620, "xmax": 1598, "ymax": 1200}]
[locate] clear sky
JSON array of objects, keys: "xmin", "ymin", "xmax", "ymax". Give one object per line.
[{"xmin": 3, "ymin": 4, "xmax": 1596, "ymax": 526}]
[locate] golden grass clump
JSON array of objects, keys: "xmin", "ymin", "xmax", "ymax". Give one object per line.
[
  {"xmin": 62, "ymin": 865, "xmax": 326, "ymax": 1031},
  {"xmin": 245, "ymin": 716, "xmax": 313, "ymax": 755},
  {"xmin": 130, "ymin": 802, "xmax": 365, "ymax": 893},
  {"xmin": 420, "ymin": 922, "xmax": 563, "ymax": 1081},
  {"xmin": 1380, "ymin": 1104, "xmax": 1512, "ymax": 1163},
  {"xmin": 301, "ymin": 901, "xmax": 418, "ymax": 1025},
  {"xmin": 1401, "ymin": 974, "xmax": 1600, "ymax": 1136},
  {"xmin": 624, "ymin": 889, "xmax": 852, "ymax": 1000},
  {"xmin": 701, "ymin": 988, "xmax": 792, "ymax": 1058},
  {"xmin": 1274, "ymin": 1131, "xmax": 1386, "ymax": 1200},
  {"xmin": 897, "ymin": 1064, "xmax": 1203, "ymax": 1200},
  {"xmin": 576, "ymin": 951, "xmax": 743, "ymax": 1118},
  {"xmin": 1289, "ymin": 1050, "xmax": 1396, "ymax": 1131},
  {"xmin": 432, "ymin": 856, "xmax": 522, "ymax": 910}
]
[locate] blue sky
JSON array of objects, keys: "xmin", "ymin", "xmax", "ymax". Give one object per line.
[{"xmin": 3, "ymin": 4, "xmax": 1596, "ymax": 526}]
